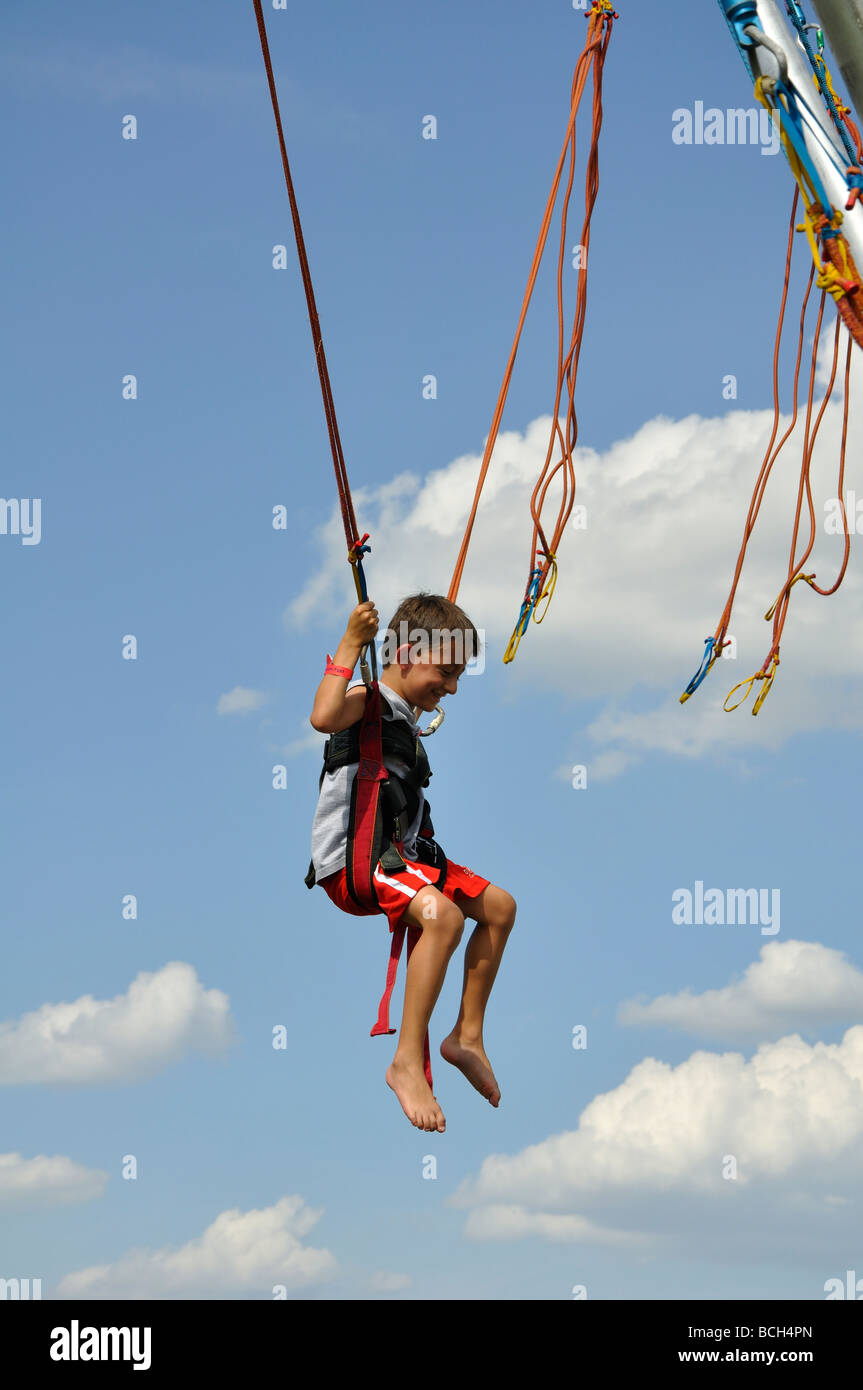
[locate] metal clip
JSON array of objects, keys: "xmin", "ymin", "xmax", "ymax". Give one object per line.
[
  {"xmin": 743, "ymin": 23, "xmax": 790, "ymax": 86},
  {"xmin": 417, "ymin": 704, "xmax": 445, "ymax": 737}
]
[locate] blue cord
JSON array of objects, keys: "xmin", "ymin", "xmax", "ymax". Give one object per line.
[
  {"xmin": 683, "ymin": 637, "xmax": 717, "ymax": 697},
  {"xmin": 515, "ymin": 566, "xmax": 544, "ymax": 638},
  {"xmin": 782, "ymin": 0, "xmax": 858, "ymax": 167}
]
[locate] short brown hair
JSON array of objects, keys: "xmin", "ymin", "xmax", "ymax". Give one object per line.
[{"xmin": 381, "ymin": 592, "xmax": 481, "ymax": 669}]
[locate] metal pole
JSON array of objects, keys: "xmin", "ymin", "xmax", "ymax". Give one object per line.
[
  {"xmin": 810, "ymin": 0, "xmax": 863, "ymax": 130},
  {"xmin": 748, "ymin": 0, "xmax": 863, "ymax": 269}
]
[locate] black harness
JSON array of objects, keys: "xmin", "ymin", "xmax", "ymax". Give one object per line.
[{"xmin": 304, "ymin": 709, "xmax": 448, "ymax": 898}]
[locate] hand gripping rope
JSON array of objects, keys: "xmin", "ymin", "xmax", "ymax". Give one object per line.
[{"xmin": 252, "ymin": 1, "xmax": 438, "ymax": 1088}]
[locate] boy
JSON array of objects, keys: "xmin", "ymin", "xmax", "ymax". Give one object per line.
[{"xmin": 308, "ymin": 592, "xmax": 517, "ymax": 1134}]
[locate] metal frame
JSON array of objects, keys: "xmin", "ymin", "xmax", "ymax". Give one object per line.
[{"xmin": 722, "ymin": 0, "xmax": 863, "ymax": 271}]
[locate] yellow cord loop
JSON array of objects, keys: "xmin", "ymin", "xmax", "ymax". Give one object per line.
[
  {"xmin": 816, "ymin": 233, "xmax": 858, "ymax": 300},
  {"xmin": 818, "ymin": 262, "xmax": 853, "ymax": 301},
  {"xmin": 349, "ymin": 565, "xmax": 364, "ymax": 605},
  {"xmin": 763, "ymin": 572, "xmax": 817, "ymax": 621},
  {"xmin": 754, "ymin": 77, "xmax": 850, "ymax": 287},
  {"xmin": 813, "ymin": 55, "xmax": 850, "ymax": 120},
  {"xmin": 724, "ymin": 653, "xmax": 780, "ymax": 715},
  {"xmin": 724, "ymin": 672, "xmax": 758, "ymax": 712},
  {"xmin": 533, "ymin": 552, "xmax": 558, "ymax": 624},
  {"xmin": 502, "ymin": 551, "xmax": 558, "ymax": 664},
  {"xmin": 752, "ymin": 652, "xmax": 780, "ymax": 715},
  {"xmin": 502, "ymin": 620, "xmax": 524, "ymax": 665}
]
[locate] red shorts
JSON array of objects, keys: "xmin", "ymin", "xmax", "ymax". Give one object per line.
[{"xmin": 319, "ymin": 854, "xmax": 490, "ymax": 933}]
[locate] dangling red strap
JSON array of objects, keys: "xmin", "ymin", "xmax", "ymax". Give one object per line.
[
  {"xmin": 354, "ymin": 681, "xmax": 433, "ymax": 1093},
  {"xmin": 370, "ymin": 923, "xmax": 433, "ymax": 1092},
  {"xmin": 370, "ymin": 925, "xmax": 405, "ymax": 1038}
]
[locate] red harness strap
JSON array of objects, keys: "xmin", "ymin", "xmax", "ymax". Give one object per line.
[
  {"xmin": 351, "ymin": 682, "xmax": 434, "ymax": 1094},
  {"xmin": 370, "ymin": 923, "xmax": 433, "ymax": 1092},
  {"xmin": 345, "ymin": 680, "xmax": 388, "ymax": 907}
]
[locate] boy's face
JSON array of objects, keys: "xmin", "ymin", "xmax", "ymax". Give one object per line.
[{"xmin": 395, "ymin": 641, "xmax": 466, "ymax": 710}]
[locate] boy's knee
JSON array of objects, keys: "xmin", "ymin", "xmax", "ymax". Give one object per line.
[
  {"xmin": 495, "ymin": 889, "xmax": 517, "ymax": 929},
  {"xmin": 416, "ymin": 889, "xmax": 464, "ymax": 939}
]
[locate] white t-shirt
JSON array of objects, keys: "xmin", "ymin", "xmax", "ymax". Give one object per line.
[{"xmin": 309, "ymin": 682, "xmax": 426, "ymax": 882}]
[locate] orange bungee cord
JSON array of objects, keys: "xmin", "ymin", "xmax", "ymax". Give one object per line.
[
  {"xmin": 680, "ymin": 187, "xmax": 855, "ymax": 715},
  {"xmin": 445, "ymin": 1, "xmax": 618, "ymax": 661},
  {"xmin": 253, "ymin": 0, "xmax": 618, "ymax": 674},
  {"xmin": 682, "ymin": 4, "xmax": 861, "ymax": 714}
]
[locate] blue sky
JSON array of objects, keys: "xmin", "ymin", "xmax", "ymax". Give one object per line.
[{"xmin": 3, "ymin": 0, "xmax": 863, "ymax": 1300}]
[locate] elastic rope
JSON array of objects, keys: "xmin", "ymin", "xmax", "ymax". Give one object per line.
[
  {"xmin": 445, "ymin": 5, "xmax": 617, "ymax": 664},
  {"xmin": 252, "ymin": 1, "xmax": 379, "ymax": 682}
]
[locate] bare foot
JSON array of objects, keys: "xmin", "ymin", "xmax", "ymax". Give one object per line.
[
  {"xmin": 440, "ymin": 1031, "xmax": 501, "ymax": 1106},
  {"xmin": 386, "ymin": 1058, "xmax": 446, "ymax": 1132}
]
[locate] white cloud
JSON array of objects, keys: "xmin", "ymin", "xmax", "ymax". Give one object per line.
[
  {"xmin": 0, "ymin": 963, "xmax": 235, "ymax": 1086},
  {"xmin": 450, "ymin": 1025, "xmax": 863, "ymax": 1258},
  {"xmin": 279, "ymin": 729, "xmax": 326, "ymax": 759},
  {"xmin": 555, "ymin": 748, "xmax": 636, "ymax": 784},
  {"xmin": 618, "ymin": 939, "xmax": 863, "ymax": 1041},
  {"xmin": 56, "ymin": 1195, "xmax": 337, "ymax": 1299},
  {"xmin": 289, "ymin": 327, "xmax": 863, "ymax": 775},
  {"xmin": 0, "ymin": 1153, "xmax": 108, "ymax": 1206},
  {"xmin": 463, "ymin": 1205, "xmax": 654, "ymax": 1247},
  {"xmin": 217, "ymin": 686, "xmax": 269, "ymax": 715}
]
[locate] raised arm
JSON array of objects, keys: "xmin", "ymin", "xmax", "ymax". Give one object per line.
[{"xmin": 309, "ymin": 600, "xmax": 379, "ymax": 733}]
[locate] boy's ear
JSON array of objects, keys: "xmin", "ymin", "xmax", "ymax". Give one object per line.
[{"xmin": 394, "ymin": 641, "xmax": 412, "ymax": 667}]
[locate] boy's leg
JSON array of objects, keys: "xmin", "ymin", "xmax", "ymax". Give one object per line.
[
  {"xmin": 440, "ymin": 885, "xmax": 517, "ymax": 1106},
  {"xmin": 385, "ymin": 885, "xmax": 465, "ymax": 1134}
]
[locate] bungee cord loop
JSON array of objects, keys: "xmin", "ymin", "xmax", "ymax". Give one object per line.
[
  {"xmin": 445, "ymin": 2, "xmax": 618, "ymax": 661},
  {"xmin": 680, "ymin": 191, "xmax": 854, "ymax": 715},
  {"xmin": 682, "ymin": 5, "xmax": 860, "ymax": 713}
]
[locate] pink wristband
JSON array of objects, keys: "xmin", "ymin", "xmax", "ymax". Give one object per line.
[{"xmin": 325, "ymin": 654, "xmax": 354, "ymax": 679}]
